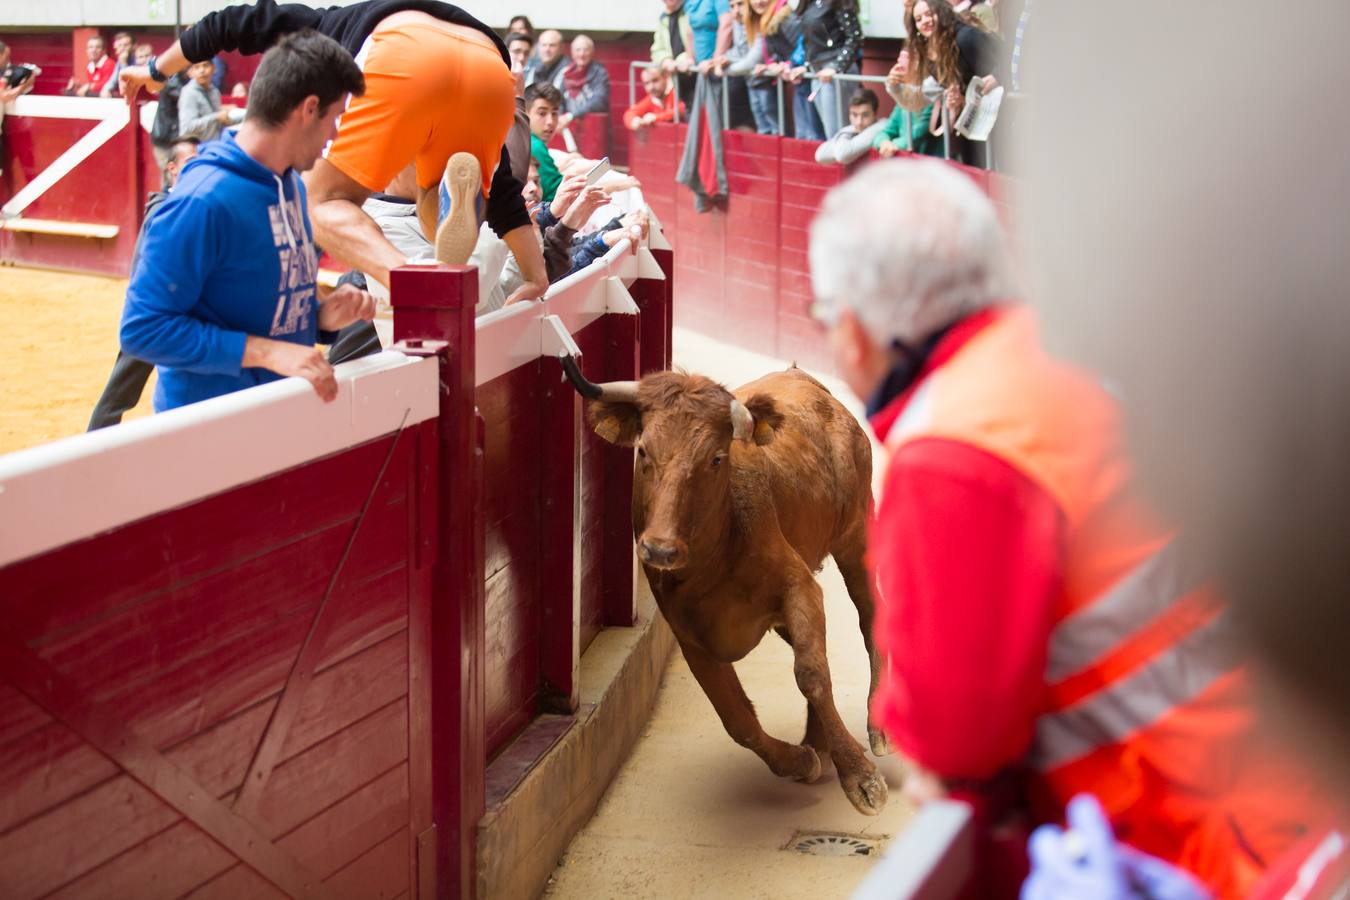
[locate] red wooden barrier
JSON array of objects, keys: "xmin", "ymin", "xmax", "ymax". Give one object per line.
[{"xmin": 0, "ymin": 199, "xmax": 671, "ymax": 898}]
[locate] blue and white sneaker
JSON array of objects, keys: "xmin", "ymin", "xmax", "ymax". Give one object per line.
[{"xmin": 435, "ymin": 152, "xmax": 485, "ymax": 266}]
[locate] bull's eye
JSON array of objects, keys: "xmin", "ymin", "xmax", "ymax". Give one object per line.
[
  {"xmin": 637, "ymin": 446, "xmax": 647, "ymax": 459},
  {"xmin": 711, "ymin": 453, "xmax": 724, "ymax": 469}
]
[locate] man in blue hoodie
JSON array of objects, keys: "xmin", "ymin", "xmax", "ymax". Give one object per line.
[{"xmin": 120, "ymin": 31, "xmax": 374, "ymax": 411}]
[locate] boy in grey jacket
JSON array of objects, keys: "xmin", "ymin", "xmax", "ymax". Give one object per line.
[{"xmin": 177, "ymin": 58, "xmax": 243, "ymax": 142}]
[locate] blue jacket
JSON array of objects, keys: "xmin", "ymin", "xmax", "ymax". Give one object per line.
[{"xmin": 120, "ymin": 131, "xmax": 326, "ymax": 412}]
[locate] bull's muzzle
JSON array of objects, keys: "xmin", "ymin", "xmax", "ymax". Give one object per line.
[{"xmin": 638, "ymin": 536, "xmax": 688, "ymax": 570}]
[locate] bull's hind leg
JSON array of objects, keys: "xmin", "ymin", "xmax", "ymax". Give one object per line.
[
  {"xmin": 833, "ymin": 537, "xmax": 891, "ymax": 757},
  {"xmin": 783, "ymin": 567, "xmax": 888, "ymax": 816},
  {"xmin": 680, "ymin": 640, "xmax": 822, "ymax": 784},
  {"xmin": 774, "ymin": 627, "xmax": 832, "ymax": 764}
]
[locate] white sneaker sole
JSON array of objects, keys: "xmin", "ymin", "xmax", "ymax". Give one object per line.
[{"xmin": 435, "ymin": 152, "xmax": 482, "ymax": 266}]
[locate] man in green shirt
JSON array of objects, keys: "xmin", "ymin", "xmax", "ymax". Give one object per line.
[{"xmin": 525, "ymin": 82, "xmax": 565, "ymax": 201}]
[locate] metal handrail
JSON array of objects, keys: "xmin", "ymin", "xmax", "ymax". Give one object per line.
[{"xmin": 625, "ymin": 57, "xmax": 1024, "ymax": 168}]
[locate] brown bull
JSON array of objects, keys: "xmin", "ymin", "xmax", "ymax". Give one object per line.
[{"xmin": 565, "ymin": 361, "xmax": 890, "ymax": 815}]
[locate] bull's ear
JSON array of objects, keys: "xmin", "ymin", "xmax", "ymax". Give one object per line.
[
  {"xmin": 587, "ymin": 399, "xmax": 642, "ymax": 446},
  {"xmin": 744, "ymin": 393, "xmax": 784, "ymax": 446}
]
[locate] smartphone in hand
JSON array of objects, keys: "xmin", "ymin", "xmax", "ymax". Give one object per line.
[{"xmin": 585, "ymin": 157, "xmax": 611, "ymax": 186}]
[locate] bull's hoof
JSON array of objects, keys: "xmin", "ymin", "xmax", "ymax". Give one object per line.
[
  {"xmin": 868, "ymin": 727, "xmax": 892, "ymax": 758},
  {"xmin": 793, "ymin": 745, "xmax": 823, "ymax": 784},
  {"xmin": 842, "ymin": 768, "xmax": 888, "ymax": 816}
]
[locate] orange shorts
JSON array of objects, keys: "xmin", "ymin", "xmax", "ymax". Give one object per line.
[{"xmin": 325, "ymin": 16, "xmax": 515, "ymax": 196}]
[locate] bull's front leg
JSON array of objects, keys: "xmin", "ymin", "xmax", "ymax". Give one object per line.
[
  {"xmin": 783, "ymin": 569, "xmax": 889, "ymax": 816},
  {"xmin": 679, "ymin": 640, "xmax": 822, "ymax": 783}
]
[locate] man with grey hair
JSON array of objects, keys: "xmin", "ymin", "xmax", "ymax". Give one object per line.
[{"xmin": 811, "ymin": 157, "xmax": 1314, "ymax": 895}]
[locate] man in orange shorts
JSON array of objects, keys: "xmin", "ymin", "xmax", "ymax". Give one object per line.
[{"xmin": 121, "ymin": 1, "xmax": 548, "ymax": 306}]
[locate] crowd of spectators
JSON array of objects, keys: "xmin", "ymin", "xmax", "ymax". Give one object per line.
[{"xmin": 620, "ymin": 0, "xmax": 1014, "ymax": 170}]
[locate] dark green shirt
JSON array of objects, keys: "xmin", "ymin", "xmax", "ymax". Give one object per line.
[{"xmin": 531, "ymin": 134, "xmax": 563, "ymax": 202}]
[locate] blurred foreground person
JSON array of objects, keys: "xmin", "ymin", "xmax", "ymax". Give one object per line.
[
  {"xmin": 809, "ymin": 158, "xmax": 1319, "ymax": 898},
  {"xmin": 1015, "ymin": 2, "xmax": 1350, "ymax": 897}
]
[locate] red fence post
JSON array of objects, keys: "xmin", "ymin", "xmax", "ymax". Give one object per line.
[
  {"xmin": 539, "ymin": 357, "xmax": 581, "ymax": 713},
  {"xmin": 600, "ymin": 309, "xmax": 640, "ymax": 628},
  {"xmin": 631, "ymin": 255, "xmax": 672, "ymax": 376},
  {"xmin": 391, "ymin": 264, "xmax": 484, "ymax": 900}
]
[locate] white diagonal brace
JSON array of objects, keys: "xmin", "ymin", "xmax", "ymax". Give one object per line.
[
  {"xmin": 541, "ymin": 313, "xmax": 583, "ymax": 360},
  {"xmin": 605, "ymin": 277, "xmax": 641, "ymax": 315},
  {"xmin": 2, "ymin": 103, "xmax": 130, "ymax": 218}
]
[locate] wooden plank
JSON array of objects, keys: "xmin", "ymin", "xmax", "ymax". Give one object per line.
[
  {"xmin": 0, "ymin": 722, "xmax": 118, "ymax": 834},
  {"xmin": 251, "ymin": 698, "xmax": 408, "ymax": 839},
  {"xmin": 0, "ymin": 770, "xmax": 181, "ymax": 900},
  {"xmin": 42, "ymin": 636, "xmax": 410, "ymax": 895},
  {"xmin": 4, "ymin": 556, "xmax": 407, "ymax": 814},
  {"xmin": 0, "ymin": 639, "xmax": 336, "ymax": 900},
  {"xmin": 279, "ymin": 631, "xmax": 409, "ymax": 763},
  {"xmin": 0, "ymin": 217, "xmax": 119, "ymax": 238},
  {"xmin": 6, "ymin": 436, "xmax": 409, "ymax": 641},
  {"xmin": 234, "ymin": 425, "xmax": 415, "ymax": 820},
  {"xmin": 324, "ymin": 827, "xmax": 411, "ymax": 899},
  {"xmin": 45, "ymin": 820, "xmax": 237, "ymax": 900},
  {"xmin": 0, "ymin": 683, "xmax": 50, "ymax": 746},
  {"xmin": 279, "ymin": 764, "xmax": 410, "ymax": 880},
  {"xmin": 183, "ymin": 864, "xmax": 289, "ymax": 900},
  {"xmin": 37, "ymin": 502, "xmax": 405, "ymax": 703}
]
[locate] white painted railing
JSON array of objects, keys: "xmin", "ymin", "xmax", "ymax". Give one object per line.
[{"xmin": 0, "ymin": 351, "xmax": 438, "ymax": 567}]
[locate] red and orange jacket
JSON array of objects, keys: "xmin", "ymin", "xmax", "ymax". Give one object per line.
[
  {"xmin": 622, "ymin": 91, "xmax": 684, "ymax": 130},
  {"xmin": 867, "ymin": 307, "xmax": 1320, "ymax": 898}
]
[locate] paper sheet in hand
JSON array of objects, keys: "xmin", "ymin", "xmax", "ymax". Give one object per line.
[{"xmin": 954, "ymin": 78, "xmax": 1004, "ymax": 142}]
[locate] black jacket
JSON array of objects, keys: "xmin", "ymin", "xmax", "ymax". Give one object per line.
[{"xmin": 179, "ymin": 0, "xmax": 529, "ymax": 237}]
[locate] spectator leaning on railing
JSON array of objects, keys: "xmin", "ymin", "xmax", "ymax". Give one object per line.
[
  {"xmin": 788, "ymin": 0, "xmax": 864, "ymax": 139},
  {"xmin": 651, "ymin": 0, "xmax": 696, "ymax": 107},
  {"xmin": 624, "ymin": 66, "xmax": 684, "ymax": 131},
  {"xmin": 876, "ymin": 48, "xmax": 942, "ymax": 157},
  {"xmin": 550, "ymin": 34, "xmax": 609, "ymax": 131},
  {"xmin": 814, "ymin": 87, "xmax": 884, "ymax": 165},
  {"xmin": 718, "ymin": 0, "xmax": 779, "ymax": 134},
  {"xmin": 746, "ymin": 0, "xmax": 802, "ymax": 133},
  {"xmin": 901, "ymin": 0, "xmax": 1003, "ymax": 166}
]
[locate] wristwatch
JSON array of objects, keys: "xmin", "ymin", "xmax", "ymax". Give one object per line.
[{"xmin": 146, "ymin": 54, "xmax": 164, "ymax": 83}]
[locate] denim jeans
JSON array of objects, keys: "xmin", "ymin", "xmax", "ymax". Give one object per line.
[
  {"xmin": 747, "ymin": 85, "xmax": 779, "ymax": 134},
  {"xmin": 793, "ymin": 85, "xmax": 826, "ymax": 141},
  {"xmin": 811, "ymin": 62, "xmax": 862, "ymax": 137},
  {"xmin": 811, "ymin": 77, "xmax": 846, "ymax": 136}
]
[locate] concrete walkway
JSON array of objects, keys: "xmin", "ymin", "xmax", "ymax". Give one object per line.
[{"xmin": 545, "ymin": 329, "xmax": 914, "ymax": 899}]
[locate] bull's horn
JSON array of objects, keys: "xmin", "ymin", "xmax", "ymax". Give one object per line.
[
  {"xmin": 559, "ymin": 354, "xmax": 640, "ymax": 403},
  {"xmin": 730, "ymin": 399, "xmax": 754, "ymax": 441}
]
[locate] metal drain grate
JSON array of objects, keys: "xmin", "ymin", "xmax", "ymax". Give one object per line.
[{"xmin": 786, "ymin": 830, "xmax": 885, "ymax": 858}]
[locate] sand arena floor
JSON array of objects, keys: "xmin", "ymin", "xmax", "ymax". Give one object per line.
[{"xmin": 0, "ymin": 266, "xmax": 153, "ymax": 456}]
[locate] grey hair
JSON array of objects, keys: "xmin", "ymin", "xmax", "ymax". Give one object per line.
[{"xmin": 808, "ymin": 158, "xmax": 1015, "ymax": 347}]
